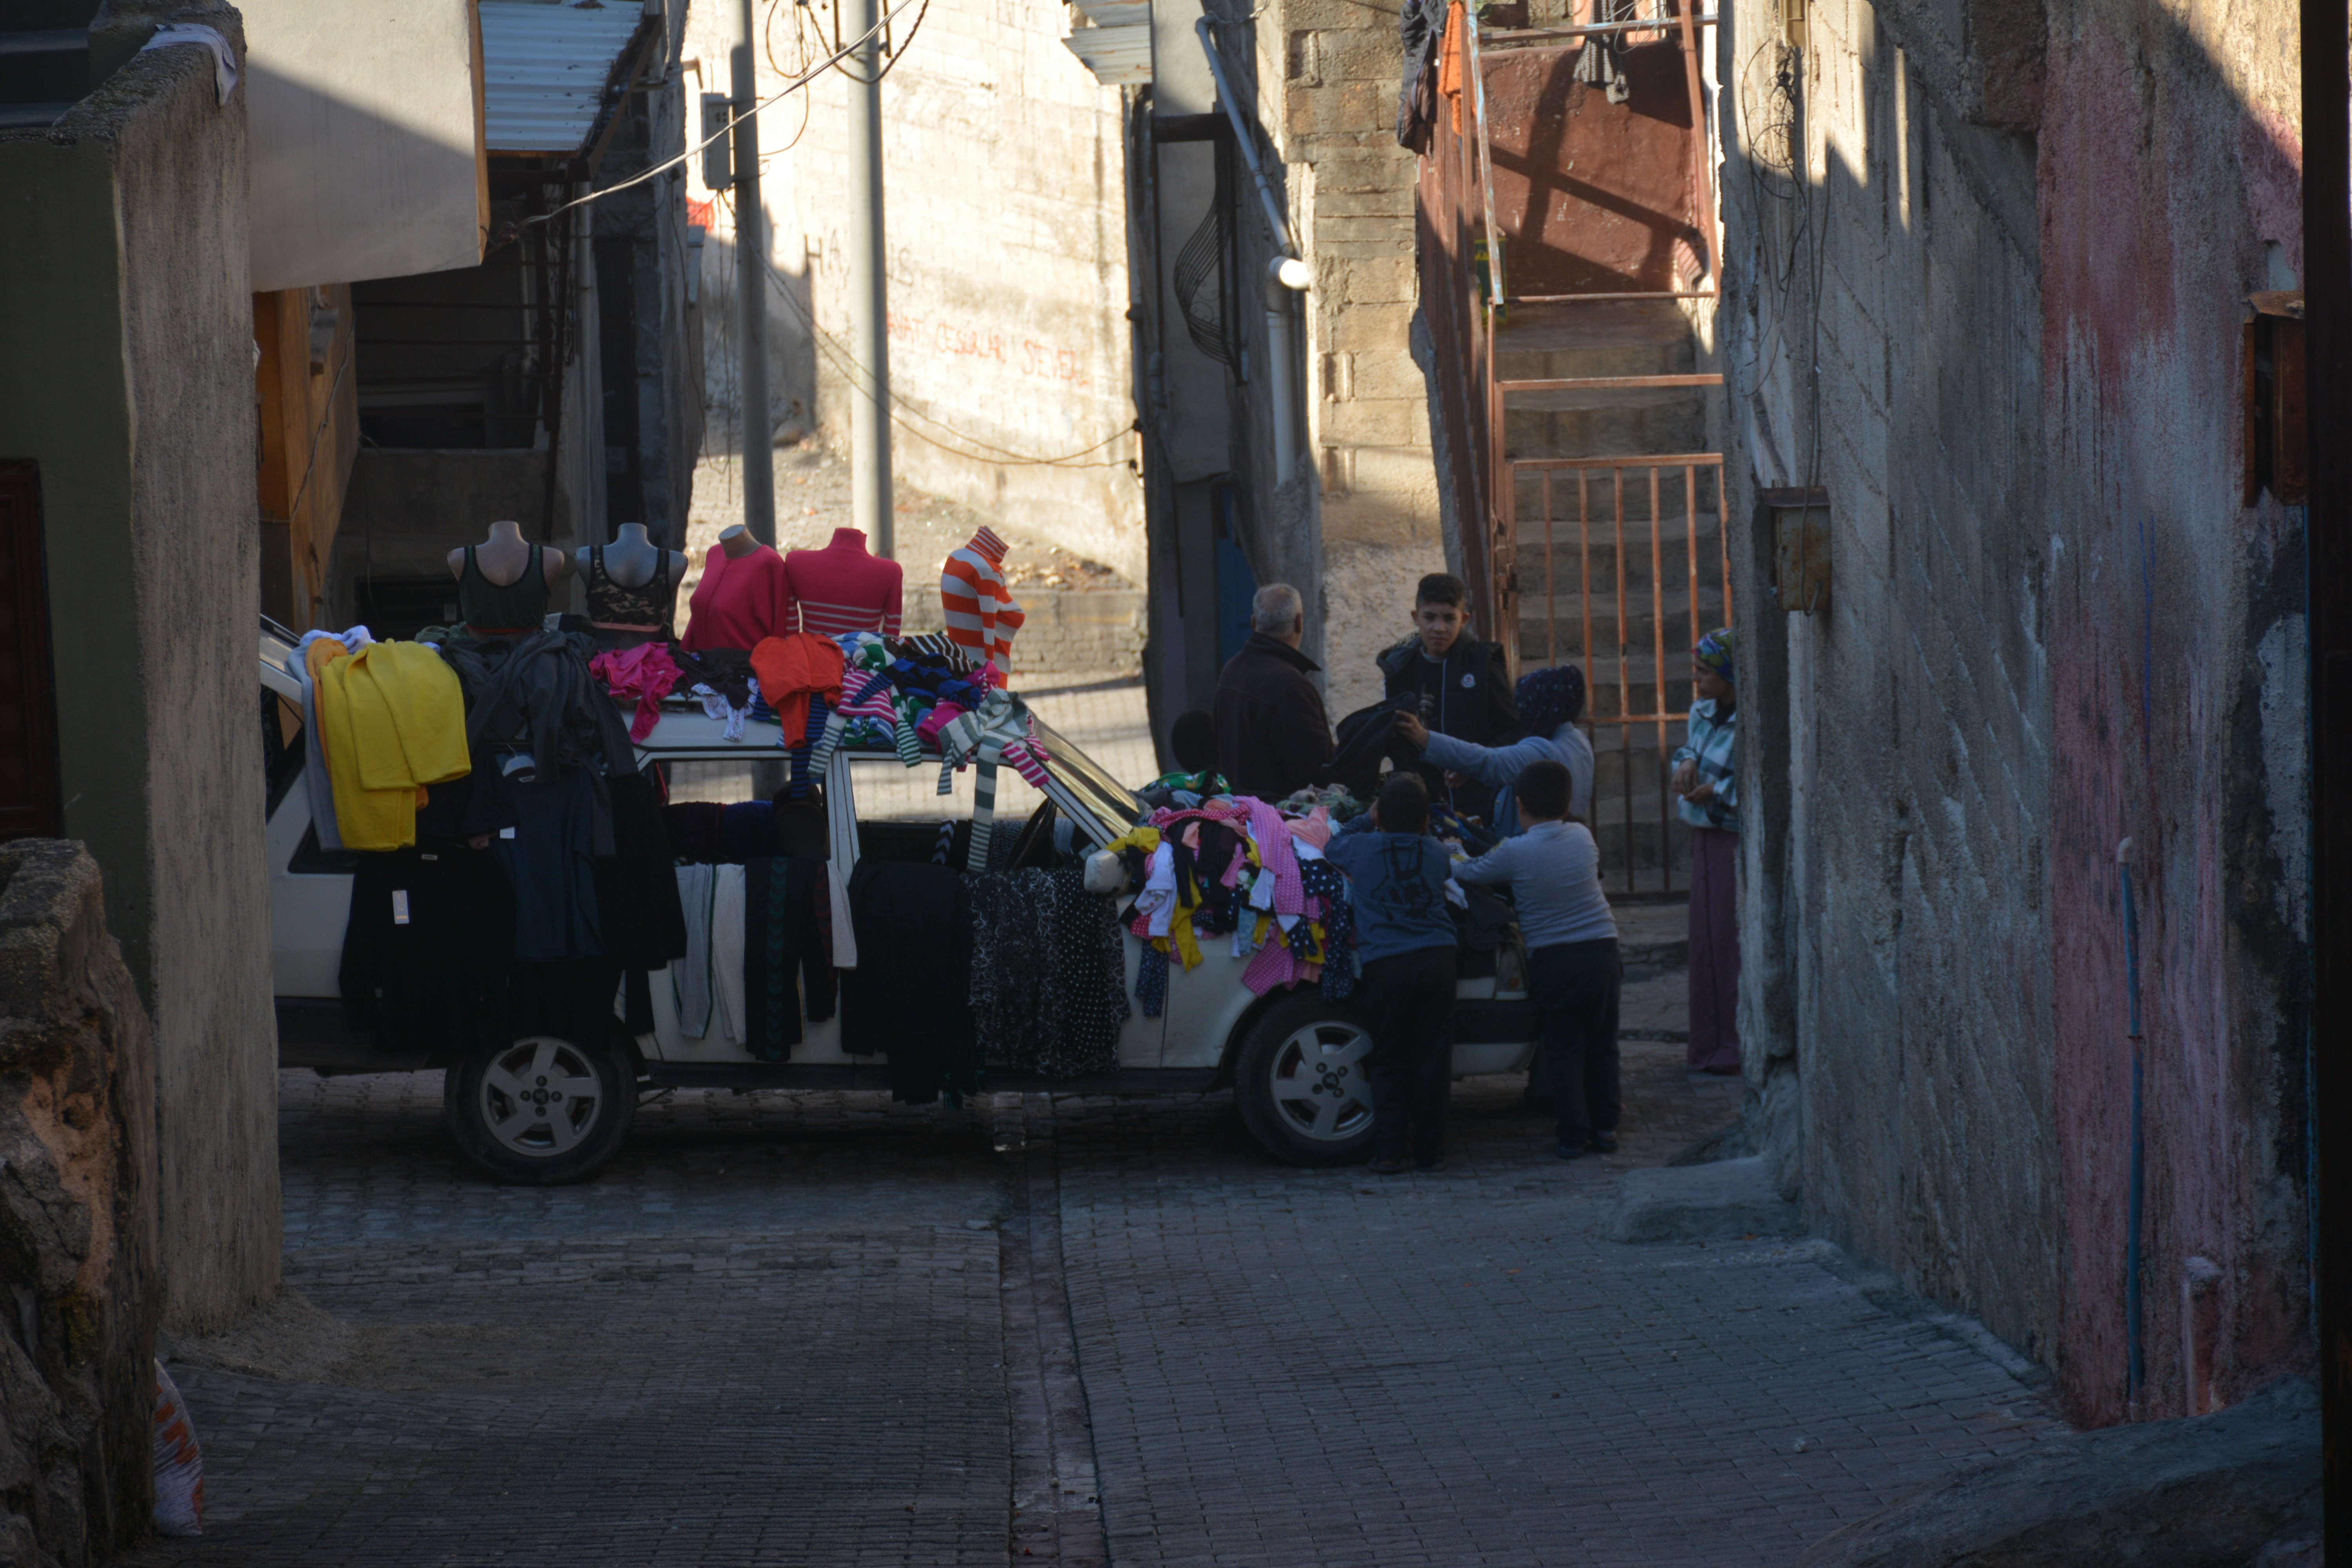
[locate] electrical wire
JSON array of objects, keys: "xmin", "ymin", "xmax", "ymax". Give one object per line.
[
  {"xmin": 720, "ymin": 190, "xmax": 1135, "ymax": 470},
  {"xmin": 506, "ymin": 0, "xmax": 903, "ymax": 239}
]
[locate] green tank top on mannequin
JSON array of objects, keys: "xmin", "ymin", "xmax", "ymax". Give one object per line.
[{"xmin": 461, "ymin": 545, "xmax": 552, "ymax": 635}]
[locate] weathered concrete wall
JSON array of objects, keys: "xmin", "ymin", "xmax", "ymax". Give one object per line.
[
  {"xmin": 240, "ymin": 0, "xmax": 486, "ymax": 292},
  {"xmin": 2036, "ymin": 0, "xmax": 2307, "ymax": 1424},
  {"xmin": 683, "ymin": 0, "xmax": 1144, "ymax": 583},
  {"xmin": 0, "ymin": 18, "xmax": 283, "ymax": 1334},
  {"xmin": 1719, "ymin": 0, "xmax": 2309, "ymax": 1423},
  {"xmin": 0, "ymin": 840, "xmax": 163, "ymax": 1567}
]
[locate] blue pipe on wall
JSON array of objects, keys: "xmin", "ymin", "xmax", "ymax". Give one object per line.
[{"xmin": 2120, "ymin": 837, "xmax": 2145, "ymax": 1407}]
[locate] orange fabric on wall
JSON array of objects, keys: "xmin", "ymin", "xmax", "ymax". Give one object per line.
[{"xmin": 748, "ymin": 633, "xmax": 846, "ymax": 747}]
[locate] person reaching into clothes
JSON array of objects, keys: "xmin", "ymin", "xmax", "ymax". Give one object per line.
[
  {"xmin": 1392, "ymin": 662, "xmax": 1593, "ymax": 834},
  {"xmin": 1450, "ymin": 759, "xmax": 1620, "ymax": 1159},
  {"xmin": 1326, "ymin": 772, "xmax": 1460, "ymax": 1174},
  {"xmin": 1672, "ymin": 628, "xmax": 1740, "ymax": 1076}
]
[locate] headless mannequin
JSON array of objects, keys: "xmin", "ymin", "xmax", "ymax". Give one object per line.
[
  {"xmin": 575, "ymin": 523, "xmax": 689, "ymax": 650},
  {"xmin": 575, "ymin": 522, "xmax": 688, "ymax": 587},
  {"xmin": 447, "ymin": 519, "xmax": 570, "ymax": 593}
]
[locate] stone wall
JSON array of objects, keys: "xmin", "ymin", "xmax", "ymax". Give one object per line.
[
  {"xmin": 1259, "ymin": 0, "xmax": 1446, "ymax": 721},
  {"xmin": 0, "ymin": 13, "xmax": 283, "ymax": 1334},
  {"xmin": 0, "ymin": 840, "xmax": 163, "ymax": 1566},
  {"xmin": 1718, "ymin": 0, "xmax": 2308, "ymax": 1423},
  {"xmin": 684, "ymin": 0, "xmax": 1144, "ymax": 582}
]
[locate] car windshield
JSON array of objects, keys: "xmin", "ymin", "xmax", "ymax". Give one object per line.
[{"xmin": 1022, "ymin": 708, "xmax": 1144, "ymax": 834}]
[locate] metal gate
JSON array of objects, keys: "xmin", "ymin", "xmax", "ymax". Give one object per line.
[{"xmin": 1512, "ymin": 454, "xmax": 1727, "ymax": 893}]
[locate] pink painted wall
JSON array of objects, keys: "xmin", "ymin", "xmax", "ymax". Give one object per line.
[{"xmin": 2040, "ymin": 9, "xmax": 2309, "ymax": 1425}]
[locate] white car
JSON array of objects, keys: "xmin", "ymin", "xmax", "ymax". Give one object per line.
[{"xmin": 261, "ymin": 625, "xmax": 1540, "ymax": 1181}]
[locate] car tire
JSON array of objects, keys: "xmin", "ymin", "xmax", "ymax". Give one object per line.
[
  {"xmin": 444, "ymin": 1033, "xmax": 637, "ymax": 1185},
  {"xmin": 1234, "ymin": 992, "xmax": 1380, "ymax": 1167}
]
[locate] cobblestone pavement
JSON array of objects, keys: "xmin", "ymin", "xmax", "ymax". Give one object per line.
[{"xmin": 121, "ymin": 1045, "xmax": 2061, "ymax": 1568}]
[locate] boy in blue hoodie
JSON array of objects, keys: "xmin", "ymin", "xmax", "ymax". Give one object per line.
[{"xmin": 1327, "ymin": 773, "xmax": 1460, "ymax": 1172}]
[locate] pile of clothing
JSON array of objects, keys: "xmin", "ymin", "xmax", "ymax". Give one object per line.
[
  {"xmin": 585, "ymin": 629, "xmax": 1034, "ymax": 795},
  {"xmin": 1102, "ymin": 797, "xmax": 1359, "ymax": 1018}
]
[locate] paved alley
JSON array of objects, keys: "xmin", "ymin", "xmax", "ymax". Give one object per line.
[{"xmin": 127, "ymin": 1049, "xmax": 2061, "ymax": 1568}]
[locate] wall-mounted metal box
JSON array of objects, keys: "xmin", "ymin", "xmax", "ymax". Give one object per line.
[{"xmin": 1761, "ymin": 485, "xmax": 1829, "ymax": 615}]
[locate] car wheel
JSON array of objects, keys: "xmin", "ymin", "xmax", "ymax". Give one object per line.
[
  {"xmin": 444, "ymin": 1034, "xmax": 636, "ymax": 1185},
  {"xmin": 1234, "ymin": 993, "xmax": 1379, "ymax": 1167}
]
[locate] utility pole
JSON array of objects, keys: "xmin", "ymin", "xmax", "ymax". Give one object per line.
[
  {"xmin": 731, "ymin": 0, "xmax": 775, "ymax": 545},
  {"xmin": 846, "ymin": 0, "xmax": 893, "ymax": 557}
]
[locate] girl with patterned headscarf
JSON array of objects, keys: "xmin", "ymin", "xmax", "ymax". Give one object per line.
[
  {"xmin": 1672, "ymin": 628, "xmax": 1740, "ymax": 1074},
  {"xmin": 1393, "ymin": 662, "xmax": 1595, "ymax": 835}
]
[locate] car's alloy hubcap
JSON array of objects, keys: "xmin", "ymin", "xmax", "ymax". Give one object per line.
[
  {"xmin": 1268, "ymin": 1020, "xmax": 1375, "ymax": 1142},
  {"xmin": 478, "ymin": 1037, "xmax": 602, "ymax": 1157}
]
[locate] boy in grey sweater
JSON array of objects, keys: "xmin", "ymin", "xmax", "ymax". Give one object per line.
[{"xmin": 1452, "ymin": 759, "xmax": 1621, "ymax": 1158}]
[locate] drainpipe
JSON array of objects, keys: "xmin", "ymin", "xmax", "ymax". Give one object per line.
[
  {"xmin": 1195, "ymin": 15, "xmax": 1313, "ymax": 484},
  {"xmin": 2119, "ymin": 836, "xmax": 2146, "ymax": 1411}
]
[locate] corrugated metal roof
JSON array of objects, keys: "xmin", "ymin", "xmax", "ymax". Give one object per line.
[
  {"xmin": 479, "ymin": 0, "xmax": 654, "ymax": 158},
  {"xmin": 1063, "ymin": 21, "xmax": 1150, "ymax": 85}
]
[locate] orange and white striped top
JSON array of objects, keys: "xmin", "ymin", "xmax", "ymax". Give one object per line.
[{"xmin": 940, "ymin": 526, "xmax": 1024, "ymax": 670}]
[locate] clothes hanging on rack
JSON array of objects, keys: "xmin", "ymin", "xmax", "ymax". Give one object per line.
[
  {"xmin": 492, "ymin": 771, "xmax": 604, "ymax": 961},
  {"xmin": 339, "ymin": 843, "xmax": 515, "ymax": 1053},
  {"xmin": 672, "ymin": 862, "xmax": 718, "ymax": 1037},
  {"xmin": 740, "ymin": 855, "xmax": 836, "ymax": 1061},
  {"xmin": 837, "ymin": 861, "xmax": 975, "ymax": 1103},
  {"xmin": 595, "ymin": 772, "xmax": 688, "ymax": 1027},
  {"xmin": 663, "ymin": 801, "xmax": 726, "ymax": 864},
  {"xmin": 967, "ymin": 867, "xmax": 1130, "ymax": 1077}
]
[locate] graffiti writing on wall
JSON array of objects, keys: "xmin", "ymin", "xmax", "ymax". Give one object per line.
[{"xmin": 886, "ymin": 312, "xmax": 1093, "ymax": 393}]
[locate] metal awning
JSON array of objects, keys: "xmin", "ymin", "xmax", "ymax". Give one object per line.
[
  {"xmin": 479, "ymin": 0, "xmax": 659, "ymax": 160},
  {"xmin": 1062, "ymin": 0, "xmax": 1150, "ymax": 85}
]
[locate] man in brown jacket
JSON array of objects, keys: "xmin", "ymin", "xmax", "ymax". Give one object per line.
[{"xmin": 1212, "ymin": 583, "xmax": 1335, "ymax": 800}]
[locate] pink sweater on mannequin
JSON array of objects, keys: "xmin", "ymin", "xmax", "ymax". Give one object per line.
[
  {"xmin": 682, "ymin": 544, "xmax": 795, "ymax": 651},
  {"xmin": 785, "ymin": 528, "xmax": 904, "ymax": 635}
]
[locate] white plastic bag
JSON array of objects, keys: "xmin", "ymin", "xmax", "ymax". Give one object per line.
[{"xmin": 152, "ymin": 1359, "xmax": 204, "ymax": 1537}]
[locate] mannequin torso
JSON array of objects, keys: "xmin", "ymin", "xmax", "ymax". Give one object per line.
[
  {"xmin": 681, "ymin": 526, "xmax": 796, "ymax": 652},
  {"xmin": 575, "ymin": 523, "xmax": 689, "ymax": 648},
  {"xmin": 786, "ymin": 526, "xmax": 904, "ymax": 636},
  {"xmin": 448, "ymin": 520, "xmax": 568, "ymax": 635}
]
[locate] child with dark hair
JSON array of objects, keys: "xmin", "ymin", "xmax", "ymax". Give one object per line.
[
  {"xmin": 1453, "ymin": 758, "xmax": 1621, "ymax": 1158},
  {"xmin": 1326, "ymin": 772, "xmax": 1460, "ymax": 1172},
  {"xmin": 1376, "ymin": 573, "xmax": 1519, "ymax": 822}
]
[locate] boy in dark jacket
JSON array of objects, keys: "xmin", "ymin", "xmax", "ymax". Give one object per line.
[
  {"xmin": 1327, "ymin": 773, "xmax": 1459, "ymax": 1173},
  {"xmin": 1377, "ymin": 573, "xmax": 1520, "ymax": 823}
]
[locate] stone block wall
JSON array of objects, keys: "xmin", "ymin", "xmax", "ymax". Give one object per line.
[
  {"xmin": 1719, "ymin": 0, "xmax": 2309, "ymax": 1423},
  {"xmin": 1259, "ymin": 2, "xmax": 1447, "ymax": 720},
  {"xmin": 0, "ymin": 840, "xmax": 163, "ymax": 1567}
]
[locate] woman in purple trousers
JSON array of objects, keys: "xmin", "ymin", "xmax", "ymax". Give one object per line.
[{"xmin": 1671, "ymin": 630, "xmax": 1741, "ymax": 1075}]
